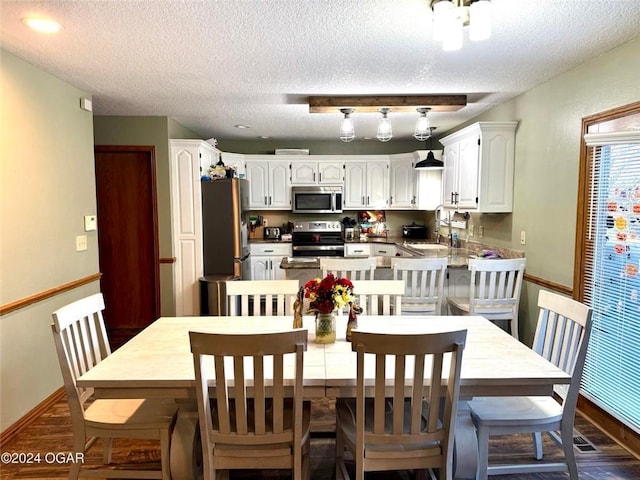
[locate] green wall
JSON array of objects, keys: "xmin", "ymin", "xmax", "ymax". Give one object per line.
[{"xmin": 1, "ymin": 51, "xmax": 99, "ymax": 431}]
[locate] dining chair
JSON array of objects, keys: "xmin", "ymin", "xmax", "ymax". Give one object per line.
[
  {"xmin": 391, "ymin": 256, "xmax": 448, "ymax": 315},
  {"xmin": 225, "ymin": 279, "xmax": 299, "ymax": 315},
  {"xmin": 50, "ymin": 293, "xmax": 178, "ymax": 480},
  {"xmin": 349, "ymin": 279, "xmax": 405, "ymax": 315},
  {"xmin": 189, "ymin": 328, "xmax": 311, "ymax": 480},
  {"xmin": 447, "ymin": 257, "xmax": 526, "ymax": 339},
  {"xmin": 335, "ymin": 329, "xmax": 467, "ymax": 480},
  {"xmin": 468, "ymin": 290, "xmax": 593, "ymax": 480},
  {"xmin": 320, "ymin": 257, "xmax": 376, "ymax": 280}
]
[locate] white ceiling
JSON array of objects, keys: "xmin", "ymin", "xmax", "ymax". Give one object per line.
[{"xmin": 2, "ymin": 0, "xmax": 639, "ymax": 142}]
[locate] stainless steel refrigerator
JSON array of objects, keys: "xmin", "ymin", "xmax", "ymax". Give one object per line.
[{"xmin": 199, "ymin": 178, "xmax": 249, "ymax": 315}]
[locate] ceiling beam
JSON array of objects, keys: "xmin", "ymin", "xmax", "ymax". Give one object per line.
[{"xmin": 308, "ymin": 95, "xmax": 467, "ymax": 113}]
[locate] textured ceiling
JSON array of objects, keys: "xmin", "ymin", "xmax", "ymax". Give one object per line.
[{"xmin": 2, "ymin": 0, "xmax": 639, "ymax": 142}]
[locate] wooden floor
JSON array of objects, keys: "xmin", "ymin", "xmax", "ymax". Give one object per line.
[{"xmin": 2, "ymin": 396, "xmax": 639, "ymax": 480}]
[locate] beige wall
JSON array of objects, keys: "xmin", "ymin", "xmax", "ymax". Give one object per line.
[
  {"xmin": 1, "ymin": 51, "xmax": 99, "ymax": 430},
  {"xmin": 93, "ymin": 116, "xmax": 200, "ymax": 316}
]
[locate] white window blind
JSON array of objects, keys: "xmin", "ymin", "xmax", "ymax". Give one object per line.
[{"xmin": 582, "ymin": 131, "xmax": 640, "ymax": 433}]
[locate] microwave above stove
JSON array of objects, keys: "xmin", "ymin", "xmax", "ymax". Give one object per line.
[{"xmin": 292, "ymin": 186, "xmax": 343, "ymax": 214}]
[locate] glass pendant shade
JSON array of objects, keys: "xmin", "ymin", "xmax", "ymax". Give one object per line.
[
  {"xmin": 442, "ymin": 6, "xmax": 464, "ymax": 51},
  {"xmin": 339, "ymin": 108, "xmax": 355, "ymax": 142},
  {"xmin": 376, "ymin": 108, "xmax": 393, "ymax": 142},
  {"xmin": 470, "ymin": 0, "xmax": 492, "ymax": 41},
  {"xmin": 413, "ymin": 108, "xmax": 432, "ymax": 141}
]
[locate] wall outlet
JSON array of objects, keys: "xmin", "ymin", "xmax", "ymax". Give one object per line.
[
  {"xmin": 520, "ymin": 230, "xmax": 527, "ymax": 245},
  {"xmin": 468, "ymin": 224, "xmax": 475, "ymax": 237},
  {"xmin": 84, "ymin": 215, "xmax": 97, "ymax": 231},
  {"xmin": 478, "ymin": 225, "xmax": 484, "ymax": 237}
]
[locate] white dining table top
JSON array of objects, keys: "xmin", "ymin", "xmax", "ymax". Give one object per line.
[{"xmin": 77, "ymin": 315, "xmax": 569, "ymax": 400}]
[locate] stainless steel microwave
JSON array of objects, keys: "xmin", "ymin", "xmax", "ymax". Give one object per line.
[{"xmin": 291, "ymin": 186, "xmax": 343, "ymax": 214}]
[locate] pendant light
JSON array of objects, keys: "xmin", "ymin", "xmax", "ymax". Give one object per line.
[
  {"xmin": 413, "ymin": 107, "xmax": 432, "ymax": 141},
  {"xmin": 339, "ymin": 108, "xmax": 355, "ymax": 142},
  {"xmin": 376, "ymin": 108, "xmax": 393, "ymax": 142},
  {"xmin": 415, "ymin": 127, "xmax": 444, "ymax": 169}
]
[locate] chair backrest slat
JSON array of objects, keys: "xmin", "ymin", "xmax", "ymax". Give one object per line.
[
  {"xmin": 532, "ymin": 290, "xmax": 593, "ymax": 406},
  {"xmin": 350, "ymin": 280, "xmax": 404, "ymax": 316},
  {"xmin": 468, "ymin": 258, "xmax": 526, "ymax": 313},
  {"xmin": 391, "ymin": 256, "xmax": 448, "ymax": 314},
  {"xmin": 320, "ymin": 257, "xmax": 376, "ymax": 280},
  {"xmin": 350, "ymin": 329, "xmax": 466, "ymax": 464},
  {"xmin": 190, "ymin": 329, "xmax": 308, "ymax": 447},
  {"xmin": 225, "ymin": 280, "xmax": 299, "ymax": 316}
]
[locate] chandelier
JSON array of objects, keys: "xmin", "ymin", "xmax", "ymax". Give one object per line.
[{"xmin": 431, "ymin": 0, "xmax": 492, "ymax": 51}]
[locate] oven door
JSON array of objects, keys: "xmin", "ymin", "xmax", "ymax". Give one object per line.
[{"xmin": 292, "ymin": 231, "xmax": 344, "ymax": 257}]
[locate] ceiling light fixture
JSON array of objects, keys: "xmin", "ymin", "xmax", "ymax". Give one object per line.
[
  {"xmin": 413, "ymin": 107, "xmax": 432, "ymax": 141},
  {"xmin": 339, "ymin": 108, "xmax": 355, "ymax": 142},
  {"xmin": 431, "ymin": 0, "xmax": 492, "ymax": 51},
  {"xmin": 309, "ymin": 94, "xmax": 466, "ymax": 113},
  {"xmin": 234, "ymin": 124, "xmax": 250, "ymax": 129},
  {"xmin": 415, "ymin": 128, "xmax": 444, "ymax": 169},
  {"xmin": 376, "ymin": 108, "xmax": 393, "ymax": 142},
  {"xmin": 22, "ymin": 16, "xmax": 63, "ymax": 33}
]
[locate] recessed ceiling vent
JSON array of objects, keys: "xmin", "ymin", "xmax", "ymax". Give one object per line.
[{"xmin": 275, "ymin": 149, "xmax": 310, "ymax": 155}]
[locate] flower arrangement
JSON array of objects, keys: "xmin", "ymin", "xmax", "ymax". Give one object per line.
[{"xmin": 303, "ymin": 273, "xmax": 354, "ymax": 314}]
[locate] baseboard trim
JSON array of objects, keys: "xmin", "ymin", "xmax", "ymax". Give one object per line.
[
  {"xmin": 577, "ymin": 394, "xmax": 640, "ymax": 460},
  {"xmin": 0, "ymin": 387, "xmax": 66, "ymax": 447}
]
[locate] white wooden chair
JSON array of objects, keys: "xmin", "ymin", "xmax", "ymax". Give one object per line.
[
  {"xmin": 447, "ymin": 257, "xmax": 526, "ymax": 339},
  {"xmin": 320, "ymin": 257, "xmax": 376, "ymax": 280},
  {"xmin": 468, "ymin": 290, "xmax": 593, "ymax": 480},
  {"xmin": 225, "ymin": 279, "xmax": 299, "ymax": 316},
  {"xmin": 335, "ymin": 329, "xmax": 467, "ymax": 480},
  {"xmin": 51, "ymin": 293, "xmax": 177, "ymax": 480},
  {"xmin": 350, "ymin": 279, "xmax": 405, "ymax": 315},
  {"xmin": 391, "ymin": 256, "xmax": 448, "ymax": 315},
  {"xmin": 190, "ymin": 329, "xmax": 311, "ymax": 480}
]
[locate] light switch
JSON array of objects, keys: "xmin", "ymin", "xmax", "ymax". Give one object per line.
[
  {"xmin": 76, "ymin": 235, "xmax": 88, "ymax": 251},
  {"xmin": 520, "ymin": 230, "xmax": 527, "ymax": 245},
  {"xmin": 84, "ymin": 215, "xmax": 97, "ymax": 231}
]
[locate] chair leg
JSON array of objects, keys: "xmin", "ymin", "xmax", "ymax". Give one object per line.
[
  {"xmin": 561, "ymin": 427, "xmax": 579, "ymax": 480},
  {"xmin": 102, "ymin": 437, "xmax": 113, "ymax": 464},
  {"xmin": 511, "ymin": 312, "xmax": 519, "ymax": 341},
  {"xmin": 532, "ymin": 432, "xmax": 543, "ymax": 460},
  {"xmin": 335, "ymin": 428, "xmax": 346, "ymax": 480},
  {"xmin": 476, "ymin": 424, "xmax": 490, "ymax": 480},
  {"xmin": 160, "ymin": 428, "xmax": 171, "ymax": 480}
]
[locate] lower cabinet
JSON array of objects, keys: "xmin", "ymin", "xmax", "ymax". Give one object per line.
[
  {"xmin": 444, "ymin": 267, "xmax": 471, "ymax": 314},
  {"xmin": 344, "ymin": 243, "xmax": 372, "ymax": 257},
  {"xmin": 248, "ymin": 243, "xmax": 291, "ymax": 280}
]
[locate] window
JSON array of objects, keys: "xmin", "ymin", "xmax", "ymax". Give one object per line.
[{"xmin": 577, "ymin": 103, "xmax": 640, "ymax": 434}]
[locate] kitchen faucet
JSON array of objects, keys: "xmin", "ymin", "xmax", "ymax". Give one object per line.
[{"xmin": 433, "ymin": 205, "xmax": 453, "ymax": 246}]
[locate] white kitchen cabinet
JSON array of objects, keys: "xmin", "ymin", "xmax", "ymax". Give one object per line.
[
  {"xmin": 169, "ymin": 139, "xmax": 210, "ymax": 316},
  {"xmin": 440, "ymin": 122, "xmax": 517, "ymax": 212},
  {"xmin": 443, "ymin": 267, "xmax": 471, "ymax": 314},
  {"xmin": 248, "ymin": 243, "xmax": 291, "ymax": 280},
  {"xmin": 245, "ymin": 157, "xmax": 291, "ymax": 209},
  {"xmin": 290, "ymin": 159, "xmax": 343, "ymax": 185},
  {"xmin": 343, "ymin": 158, "xmax": 389, "ymax": 209},
  {"xmin": 388, "ymin": 153, "xmax": 418, "ymax": 209},
  {"xmin": 344, "ymin": 243, "xmax": 372, "ymax": 257}
]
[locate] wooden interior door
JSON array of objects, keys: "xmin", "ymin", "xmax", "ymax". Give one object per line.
[{"xmin": 94, "ymin": 146, "xmax": 160, "ymax": 347}]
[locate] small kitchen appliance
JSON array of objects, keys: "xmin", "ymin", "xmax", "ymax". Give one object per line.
[
  {"xmin": 263, "ymin": 227, "xmax": 281, "ymax": 240},
  {"xmin": 291, "ymin": 186, "xmax": 343, "ymax": 214},
  {"xmin": 402, "ymin": 224, "xmax": 428, "ymax": 239}
]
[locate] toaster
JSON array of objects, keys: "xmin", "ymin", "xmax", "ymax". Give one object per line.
[{"xmin": 263, "ymin": 227, "xmax": 281, "ymax": 240}]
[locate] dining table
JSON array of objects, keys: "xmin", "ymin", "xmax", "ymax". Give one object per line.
[{"xmin": 77, "ymin": 314, "xmax": 570, "ymax": 480}]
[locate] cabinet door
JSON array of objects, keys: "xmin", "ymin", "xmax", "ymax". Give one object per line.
[
  {"xmin": 290, "ymin": 161, "xmax": 317, "ymax": 185},
  {"xmin": 366, "ymin": 160, "xmax": 389, "ymax": 208},
  {"xmin": 268, "ymin": 160, "xmax": 291, "ymax": 208},
  {"xmin": 389, "ymin": 156, "xmax": 416, "ymax": 209},
  {"xmin": 442, "ymin": 145, "xmax": 459, "ymax": 208},
  {"xmin": 343, "ymin": 162, "xmax": 367, "ymax": 209},
  {"xmin": 249, "ymin": 257, "xmax": 270, "ymax": 280},
  {"xmin": 318, "ymin": 161, "xmax": 343, "ymax": 184},
  {"xmin": 199, "ymin": 144, "xmax": 218, "ymax": 178},
  {"xmin": 447, "ymin": 268, "xmax": 471, "ymax": 299},
  {"xmin": 271, "ymin": 256, "xmax": 287, "ymax": 280},
  {"xmin": 457, "ymin": 134, "xmax": 480, "ymax": 210},
  {"xmin": 246, "ymin": 161, "xmax": 269, "ymax": 208}
]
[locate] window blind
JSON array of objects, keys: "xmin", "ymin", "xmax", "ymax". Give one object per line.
[{"xmin": 581, "ymin": 131, "xmax": 640, "ymax": 433}]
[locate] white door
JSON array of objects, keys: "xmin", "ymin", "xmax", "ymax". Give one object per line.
[
  {"xmin": 290, "ymin": 161, "xmax": 317, "ymax": 185},
  {"xmin": 442, "ymin": 145, "xmax": 459, "ymax": 208},
  {"xmin": 246, "ymin": 161, "xmax": 269, "ymax": 208},
  {"xmin": 318, "ymin": 161, "xmax": 343, "ymax": 184},
  {"xmin": 457, "ymin": 134, "xmax": 480, "ymax": 210},
  {"xmin": 249, "ymin": 257, "xmax": 269, "ymax": 280},
  {"xmin": 389, "ymin": 155, "xmax": 415, "ymax": 209}
]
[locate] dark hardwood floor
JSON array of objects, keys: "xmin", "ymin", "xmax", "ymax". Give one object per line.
[{"xmin": 2, "ymin": 396, "xmax": 638, "ymax": 479}]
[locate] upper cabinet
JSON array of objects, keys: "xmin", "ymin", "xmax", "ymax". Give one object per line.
[
  {"xmin": 290, "ymin": 158, "xmax": 344, "ymax": 185},
  {"xmin": 388, "ymin": 152, "xmax": 419, "ymax": 209},
  {"xmin": 440, "ymin": 121, "xmax": 517, "ymax": 213},
  {"xmin": 245, "ymin": 156, "xmax": 291, "ymax": 209},
  {"xmin": 343, "ymin": 158, "xmax": 390, "ymax": 210}
]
